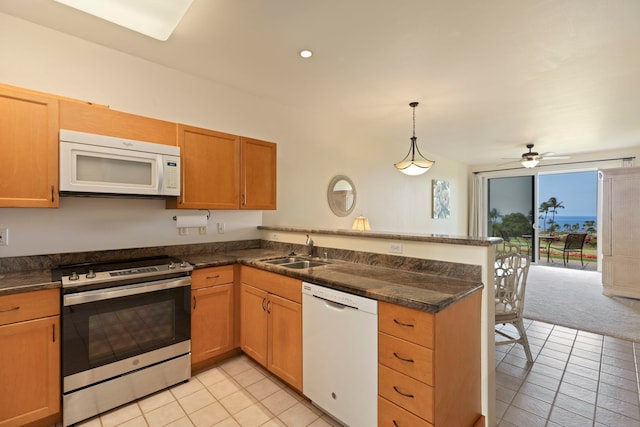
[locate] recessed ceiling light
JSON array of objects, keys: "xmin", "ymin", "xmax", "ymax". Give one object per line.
[
  {"xmin": 54, "ymin": 0, "xmax": 193, "ymax": 41},
  {"xmin": 299, "ymin": 49, "xmax": 313, "ymax": 59}
]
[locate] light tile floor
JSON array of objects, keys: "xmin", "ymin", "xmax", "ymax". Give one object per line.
[
  {"xmin": 76, "ymin": 355, "xmax": 343, "ymax": 427},
  {"xmin": 496, "ymin": 319, "xmax": 640, "ymax": 427},
  {"xmin": 73, "ymin": 319, "xmax": 640, "ymax": 427}
]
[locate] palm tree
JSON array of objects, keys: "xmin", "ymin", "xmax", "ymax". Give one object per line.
[
  {"xmin": 538, "ymin": 201, "xmax": 550, "ymax": 233},
  {"xmin": 488, "ymin": 208, "xmax": 502, "ymax": 236},
  {"xmin": 546, "ymin": 197, "xmax": 565, "ymax": 234}
]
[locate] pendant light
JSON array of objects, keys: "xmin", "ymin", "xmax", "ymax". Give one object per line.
[{"xmin": 394, "ymin": 102, "xmax": 435, "ymax": 176}]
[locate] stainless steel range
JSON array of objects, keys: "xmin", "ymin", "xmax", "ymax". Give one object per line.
[{"xmin": 53, "ymin": 256, "xmax": 193, "ymax": 426}]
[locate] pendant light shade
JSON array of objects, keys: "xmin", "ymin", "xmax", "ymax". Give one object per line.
[{"xmin": 394, "ymin": 102, "xmax": 435, "ymax": 176}]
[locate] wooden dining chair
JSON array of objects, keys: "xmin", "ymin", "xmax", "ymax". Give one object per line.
[{"xmin": 494, "ymin": 252, "xmax": 533, "ymax": 362}]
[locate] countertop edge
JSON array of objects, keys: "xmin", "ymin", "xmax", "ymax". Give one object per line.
[{"xmin": 258, "ymin": 225, "xmax": 502, "ymax": 247}]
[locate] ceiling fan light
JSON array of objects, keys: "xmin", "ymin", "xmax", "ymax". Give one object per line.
[{"xmin": 521, "ymin": 158, "xmax": 539, "ymax": 168}]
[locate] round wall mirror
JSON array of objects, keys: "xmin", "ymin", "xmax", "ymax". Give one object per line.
[{"xmin": 327, "ymin": 175, "xmax": 356, "ymax": 217}]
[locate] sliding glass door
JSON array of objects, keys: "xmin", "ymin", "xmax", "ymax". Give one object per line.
[{"xmin": 488, "ymin": 176, "xmax": 536, "ymax": 261}]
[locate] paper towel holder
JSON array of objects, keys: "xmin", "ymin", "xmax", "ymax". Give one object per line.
[{"xmin": 172, "ymin": 210, "xmax": 210, "ymax": 221}]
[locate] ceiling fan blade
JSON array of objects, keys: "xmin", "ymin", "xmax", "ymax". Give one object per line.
[{"xmin": 540, "ymin": 155, "xmax": 571, "ymax": 160}]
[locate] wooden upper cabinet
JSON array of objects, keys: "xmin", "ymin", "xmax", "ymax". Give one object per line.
[
  {"xmin": 168, "ymin": 125, "xmax": 277, "ymax": 210},
  {"xmin": 168, "ymin": 125, "xmax": 240, "ymax": 209},
  {"xmin": 0, "ymin": 85, "xmax": 59, "ymax": 208},
  {"xmin": 59, "ymin": 100, "xmax": 177, "ymax": 146},
  {"xmin": 241, "ymin": 137, "xmax": 277, "ymax": 210}
]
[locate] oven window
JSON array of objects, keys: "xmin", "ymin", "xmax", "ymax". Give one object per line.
[
  {"xmin": 88, "ymin": 300, "xmax": 175, "ymax": 365},
  {"xmin": 63, "ymin": 285, "xmax": 190, "ymax": 377}
]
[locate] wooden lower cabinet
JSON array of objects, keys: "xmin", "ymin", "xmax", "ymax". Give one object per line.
[
  {"xmin": 191, "ymin": 266, "xmax": 237, "ymax": 368},
  {"xmin": 378, "ymin": 291, "xmax": 482, "ymax": 427},
  {"xmin": 0, "ymin": 289, "xmax": 60, "ymax": 427},
  {"xmin": 240, "ymin": 267, "xmax": 302, "ymax": 391}
]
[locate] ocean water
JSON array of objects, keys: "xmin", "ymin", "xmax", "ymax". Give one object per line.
[{"xmin": 541, "ymin": 215, "xmax": 597, "ymax": 229}]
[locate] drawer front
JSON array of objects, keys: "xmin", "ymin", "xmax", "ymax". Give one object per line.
[
  {"xmin": 379, "ymin": 332, "xmax": 433, "ymax": 385},
  {"xmin": 379, "ymin": 301, "xmax": 434, "ymax": 348},
  {"xmin": 379, "ymin": 364, "xmax": 434, "ymax": 423},
  {"xmin": 192, "ymin": 265, "xmax": 234, "ymax": 290},
  {"xmin": 0, "ymin": 288, "xmax": 59, "ymax": 326},
  {"xmin": 379, "ymin": 396, "xmax": 433, "ymax": 427}
]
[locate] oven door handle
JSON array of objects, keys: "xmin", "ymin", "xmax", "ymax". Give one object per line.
[{"xmin": 63, "ymin": 277, "xmax": 191, "ymax": 306}]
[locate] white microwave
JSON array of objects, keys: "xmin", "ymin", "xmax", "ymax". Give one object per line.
[{"xmin": 59, "ymin": 129, "xmax": 181, "ymax": 197}]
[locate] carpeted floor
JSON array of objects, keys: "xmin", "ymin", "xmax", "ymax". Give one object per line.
[{"xmin": 523, "ymin": 264, "xmax": 640, "ymax": 342}]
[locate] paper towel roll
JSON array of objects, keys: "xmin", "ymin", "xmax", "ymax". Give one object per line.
[{"xmin": 175, "ymin": 215, "xmax": 208, "ymax": 228}]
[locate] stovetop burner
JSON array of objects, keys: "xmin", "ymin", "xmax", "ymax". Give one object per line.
[{"xmin": 52, "ymin": 255, "xmax": 193, "ymax": 289}]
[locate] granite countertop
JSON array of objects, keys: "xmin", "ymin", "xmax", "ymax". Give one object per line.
[{"xmin": 0, "ymin": 248, "xmax": 483, "ymax": 313}]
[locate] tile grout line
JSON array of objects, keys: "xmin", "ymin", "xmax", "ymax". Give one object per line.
[{"xmin": 542, "ymin": 323, "xmax": 576, "ymax": 427}]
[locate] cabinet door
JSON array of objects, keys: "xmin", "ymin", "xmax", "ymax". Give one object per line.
[
  {"xmin": 240, "ymin": 284, "xmax": 268, "ymax": 366},
  {"xmin": 59, "ymin": 100, "xmax": 176, "ymax": 146},
  {"xmin": 191, "ymin": 283, "xmax": 235, "ymax": 365},
  {"xmin": 0, "ymin": 85, "xmax": 58, "ymax": 207},
  {"xmin": 267, "ymin": 293, "xmax": 302, "ymax": 391},
  {"xmin": 0, "ymin": 316, "xmax": 60, "ymax": 427},
  {"xmin": 241, "ymin": 137, "xmax": 277, "ymax": 210},
  {"xmin": 170, "ymin": 125, "xmax": 240, "ymax": 209}
]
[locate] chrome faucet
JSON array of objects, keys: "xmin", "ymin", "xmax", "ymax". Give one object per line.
[{"xmin": 305, "ymin": 234, "xmax": 314, "ymax": 256}]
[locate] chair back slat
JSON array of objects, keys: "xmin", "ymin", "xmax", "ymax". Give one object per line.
[
  {"xmin": 564, "ymin": 233, "xmax": 587, "ymax": 250},
  {"xmin": 494, "ymin": 252, "xmax": 530, "ymax": 315}
]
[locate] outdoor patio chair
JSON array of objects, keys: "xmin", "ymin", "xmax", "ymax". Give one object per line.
[
  {"xmin": 499, "ymin": 230, "xmax": 530, "ymax": 256},
  {"xmin": 549, "ymin": 232, "xmax": 587, "ymax": 266},
  {"xmin": 495, "ymin": 252, "xmax": 533, "ymax": 362}
]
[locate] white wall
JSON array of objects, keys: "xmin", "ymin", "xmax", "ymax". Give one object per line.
[{"xmin": 0, "ymin": 13, "xmax": 470, "ymax": 258}]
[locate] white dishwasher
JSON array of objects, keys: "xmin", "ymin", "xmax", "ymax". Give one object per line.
[{"xmin": 302, "ymin": 282, "xmax": 378, "ymax": 427}]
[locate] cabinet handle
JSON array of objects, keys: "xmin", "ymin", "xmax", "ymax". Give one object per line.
[
  {"xmin": 393, "ymin": 386, "xmax": 414, "ymax": 399},
  {"xmin": 266, "ymin": 300, "xmax": 271, "ymax": 314},
  {"xmin": 393, "ymin": 319, "xmax": 415, "ymax": 328},
  {"xmin": 51, "ymin": 185, "xmax": 55, "ymax": 202},
  {"xmin": 52, "ymin": 324, "xmax": 56, "ymax": 342},
  {"xmin": 193, "ymin": 295, "xmax": 197, "ymax": 310},
  {"xmin": 262, "ymin": 298, "xmax": 267, "ymax": 311},
  {"xmin": 241, "ymin": 194, "xmax": 246, "ymax": 206},
  {"xmin": 393, "ymin": 421, "xmax": 399, "ymax": 427},
  {"xmin": 0, "ymin": 306, "xmax": 19, "ymax": 313},
  {"xmin": 393, "ymin": 352, "xmax": 415, "ymax": 363}
]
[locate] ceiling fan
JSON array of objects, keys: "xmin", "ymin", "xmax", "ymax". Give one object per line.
[{"xmin": 503, "ymin": 143, "xmax": 570, "ymax": 168}]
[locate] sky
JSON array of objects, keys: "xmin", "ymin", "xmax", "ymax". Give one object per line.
[{"xmin": 538, "ymin": 171, "xmax": 597, "ymax": 216}]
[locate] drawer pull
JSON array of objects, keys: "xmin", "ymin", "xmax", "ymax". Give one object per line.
[
  {"xmin": 393, "ymin": 386, "xmax": 414, "ymax": 399},
  {"xmin": 206, "ymin": 275, "xmax": 220, "ymax": 280},
  {"xmin": 262, "ymin": 298, "xmax": 267, "ymax": 312},
  {"xmin": 393, "ymin": 352, "xmax": 414, "ymax": 363},
  {"xmin": 393, "ymin": 421, "xmax": 399, "ymax": 427},
  {"xmin": 193, "ymin": 296, "xmax": 197, "ymax": 310},
  {"xmin": 0, "ymin": 306, "xmax": 20, "ymax": 313},
  {"xmin": 393, "ymin": 318, "xmax": 415, "ymax": 328}
]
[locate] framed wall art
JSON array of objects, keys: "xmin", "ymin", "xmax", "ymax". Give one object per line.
[{"xmin": 432, "ymin": 179, "xmax": 451, "ymax": 219}]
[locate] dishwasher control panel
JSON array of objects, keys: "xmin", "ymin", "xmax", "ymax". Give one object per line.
[{"xmin": 302, "ymin": 282, "xmax": 378, "ymax": 313}]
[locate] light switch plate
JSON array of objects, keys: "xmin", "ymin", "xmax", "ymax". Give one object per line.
[{"xmin": 389, "ymin": 243, "xmax": 403, "ymax": 254}]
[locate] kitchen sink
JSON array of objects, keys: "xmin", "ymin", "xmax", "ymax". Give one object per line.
[
  {"xmin": 281, "ymin": 260, "xmax": 329, "ymax": 269},
  {"xmin": 261, "ymin": 256, "xmax": 331, "ymax": 269}
]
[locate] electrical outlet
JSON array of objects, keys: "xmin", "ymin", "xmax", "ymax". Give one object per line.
[
  {"xmin": 389, "ymin": 243, "xmax": 403, "ymax": 254},
  {"xmin": 199, "ymin": 226, "xmax": 207, "ymax": 235},
  {"xmin": 217, "ymin": 223, "xmax": 225, "ymax": 233},
  {"xmin": 178, "ymin": 227, "xmax": 188, "ymax": 236},
  {"xmin": 271, "ymin": 233, "xmax": 279, "ymax": 241},
  {"xmin": 0, "ymin": 228, "xmax": 8, "ymax": 246}
]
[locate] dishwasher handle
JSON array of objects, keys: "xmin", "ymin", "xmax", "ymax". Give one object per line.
[{"xmin": 313, "ymin": 294, "xmax": 358, "ymax": 311}]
